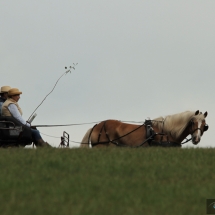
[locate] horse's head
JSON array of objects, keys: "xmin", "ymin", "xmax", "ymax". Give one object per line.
[{"xmin": 190, "ymin": 110, "xmax": 209, "ymax": 145}]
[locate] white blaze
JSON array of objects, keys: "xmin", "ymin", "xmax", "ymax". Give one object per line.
[{"xmin": 197, "ymin": 120, "xmax": 202, "ymax": 141}]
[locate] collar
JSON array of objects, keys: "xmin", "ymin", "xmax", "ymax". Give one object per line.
[{"xmin": 7, "ymin": 98, "xmax": 17, "ymax": 103}]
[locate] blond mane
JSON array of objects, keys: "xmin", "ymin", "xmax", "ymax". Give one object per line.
[{"xmin": 152, "ymin": 111, "xmax": 206, "ymax": 139}]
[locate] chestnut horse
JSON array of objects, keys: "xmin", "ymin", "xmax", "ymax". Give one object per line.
[{"xmin": 80, "ymin": 110, "xmax": 208, "ymax": 148}]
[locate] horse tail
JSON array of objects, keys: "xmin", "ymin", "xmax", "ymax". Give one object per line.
[{"xmin": 80, "ymin": 128, "xmax": 92, "ymax": 148}]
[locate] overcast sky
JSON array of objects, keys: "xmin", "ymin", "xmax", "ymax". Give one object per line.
[{"xmin": 1, "ymin": 1, "xmax": 214, "ymax": 148}]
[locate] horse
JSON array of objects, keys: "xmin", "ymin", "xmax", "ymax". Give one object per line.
[{"xmin": 80, "ymin": 110, "xmax": 209, "ymax": 148}]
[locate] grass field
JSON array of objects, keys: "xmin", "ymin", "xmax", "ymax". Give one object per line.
[{"xmin": 0, "ymin": 147, "xmax": 214, "ymax": 215}]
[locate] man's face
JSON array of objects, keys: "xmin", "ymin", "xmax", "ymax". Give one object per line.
[
  {"xmin": 1, "ymin": 92, "xmax": 8, "ymax": 99},
  {"xmin": 4, "ymin": 92, "xmax": 8, "ymax": 99},
  {"xmin": 11, "ymin": 94, "xmax": 20, "ymax": 102}
]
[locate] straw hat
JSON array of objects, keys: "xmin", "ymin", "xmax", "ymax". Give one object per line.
[
  {"xmin": 8, "ymin": 88, "xmax": 22, "ymax": 96},
  {"xmin": 0, "ymin": 86, "xmax": 11, "ymax": 93}
]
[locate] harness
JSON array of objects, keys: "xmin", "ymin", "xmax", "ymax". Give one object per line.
[
  {"xmin": 92, "ymin": 121, "xmax": 147, "ymax": 147},
  {"xmin": 144, "ymin": 120, "xmax": 181, "ymax": 147},
  {"xmin": 90, "ymin": 120, "xmax": 181, "ymax": 148},
  {"xmin": 87, "ymin": 116, "xmax": 209, "ymax": 148}
]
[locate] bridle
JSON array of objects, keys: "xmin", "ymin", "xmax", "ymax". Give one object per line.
[
  {"xmin": 190, "ymin": 119, "xmax": 209, "ymax": 136},
  {"xmin": 180, "ymin": 120, "xmax": 208, "ymax": 144}
]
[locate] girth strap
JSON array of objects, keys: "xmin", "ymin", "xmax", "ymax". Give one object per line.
[{"xmin": 144, "ymin": 120, "xmax": 155, "ymax": 144}]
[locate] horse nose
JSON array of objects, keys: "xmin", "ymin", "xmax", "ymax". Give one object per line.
[{"xmin": 192, "ymin": 136, "xmax": 200, "ymax": 144}]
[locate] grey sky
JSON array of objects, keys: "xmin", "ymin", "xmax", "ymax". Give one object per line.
[{"xmin": 1, "ymin": 1, "xmax": 214, "ymax": 147}]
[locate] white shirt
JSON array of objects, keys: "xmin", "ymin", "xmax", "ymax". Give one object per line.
[{"xmin": 8, "ymin": 104, "xmax": 30, "ymax": 127}]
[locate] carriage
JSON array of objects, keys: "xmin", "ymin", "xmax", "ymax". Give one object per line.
[
  {"xmin": 0, "ymin": 116, "xmax": 32, "ymax": 147},
  {"xmin": 0, "ymin": 116, "xmax": 70, "ymax": 148}
]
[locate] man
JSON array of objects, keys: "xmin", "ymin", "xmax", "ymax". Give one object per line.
[
  {"xmin": 1, "ymin": 88, "xmax": 51, "ymax": 147},
  {"xmin": 0, "ymin": 86, "xmax": 11, "ymax": 116}
]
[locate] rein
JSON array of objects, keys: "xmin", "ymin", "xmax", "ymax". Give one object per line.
[
  {"xmin": 34, "ymin": 117, "xmax": 208, "ymax": 147},
  {"xmin": 33, "ymin": 121, "xmax": 101, "ymax": 127}
]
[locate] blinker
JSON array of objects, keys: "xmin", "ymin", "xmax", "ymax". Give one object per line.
[{"xmin": 204, "ymin": 124, "xmax": 209, "ymax": 132}]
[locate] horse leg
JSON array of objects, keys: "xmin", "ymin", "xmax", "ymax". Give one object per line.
[{"xmin": 80, "ymin": 128, "xmax": 92, "ymax": 148}]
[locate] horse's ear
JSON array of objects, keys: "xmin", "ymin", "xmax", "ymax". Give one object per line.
[
  {"xmin": 204, "ymin": 111, "xmax": 208, "ymax": 118},
  {"xmin": 195, "ymin": 110, "xmax": 199, "ymax": 115}
]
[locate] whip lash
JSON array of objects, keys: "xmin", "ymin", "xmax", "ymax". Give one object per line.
[{"xmin": 28, "ymin": 63, "xmax": 78, "ymax": 121}]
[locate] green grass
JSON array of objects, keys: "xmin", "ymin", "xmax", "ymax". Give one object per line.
[{"xmin": 0, "ymin": 147, "xmax": 214, "ymax": 215}]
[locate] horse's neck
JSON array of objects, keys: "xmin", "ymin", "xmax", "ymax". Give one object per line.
[
  {"xmin": 152, "ymin": 119, "xmax": 190, "ymax": 143},
  {"xmin": 175, "ymin": 126, "xmax": 190, "ymax": 143}
]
